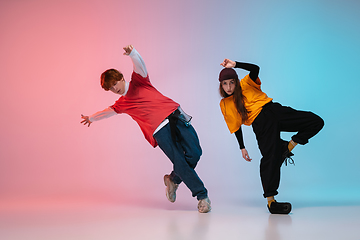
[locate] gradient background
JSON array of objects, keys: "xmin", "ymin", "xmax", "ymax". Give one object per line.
[{"xmin": 1, "ymin": 0, "xmax": 359, "ymax": 209}]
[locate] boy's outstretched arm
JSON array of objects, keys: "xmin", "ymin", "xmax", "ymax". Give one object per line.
[
  {"xmin": 81, "ymin": 114, "xmax": 92, "ymax": 127},
  {"xmin": 123, "ymin": 45, "xmax": 148, "ymax": 78},
  {"xmin": 80, "ymin": 107, "xmax": 117, "ymax": 127},
  {"xmin": 123, "ymin": 45, "xmax": 133, "ymax": 55}
]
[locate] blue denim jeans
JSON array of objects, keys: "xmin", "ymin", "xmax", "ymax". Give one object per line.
[{"xmin": 153, "ymin": 121, "xmax": 208, "ymax": 200}]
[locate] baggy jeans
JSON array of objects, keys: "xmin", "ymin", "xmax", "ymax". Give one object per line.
[{"xmin": 154, "ymin": 121, "xmax": 208, "ymax": 200}]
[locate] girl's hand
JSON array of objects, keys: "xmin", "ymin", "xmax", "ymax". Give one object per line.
[
  {"xmin": 220, "ymin": 58, "xmax": 236, "ymax": 68},
  {"xmin": 81, "ymin": 114, "xmax": 92, "ymax": 127},
  {"xmin": 123, "ymin": 45, "xmax": 134, "ymax": 55},
  {"xmin": 241, "ymin": 148, "xmax": 252, "ymax": 162}
]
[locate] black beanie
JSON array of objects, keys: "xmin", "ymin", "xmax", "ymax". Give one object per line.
[{"xmin": 219, "ymin": 68, "xmax": 238, "ymax": 82}]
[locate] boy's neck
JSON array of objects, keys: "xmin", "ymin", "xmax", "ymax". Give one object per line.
[{"xmin": 122, "ymin": 81, "xmax": 129, "ymax": 96}]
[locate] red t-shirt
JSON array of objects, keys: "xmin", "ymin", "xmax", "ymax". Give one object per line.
[{"xmin": 111, "ymin": 72, "xmax": 179, "ymax": 147}]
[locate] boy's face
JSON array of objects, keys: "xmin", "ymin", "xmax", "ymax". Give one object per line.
[{"xmin": 109, "ymin": 77, "xmax": 126, "ymax": 95}]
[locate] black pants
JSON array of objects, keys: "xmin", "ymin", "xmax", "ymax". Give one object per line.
[{"xmin": 252, "ymin": 102, "xmax": 324, "ymax": 198}]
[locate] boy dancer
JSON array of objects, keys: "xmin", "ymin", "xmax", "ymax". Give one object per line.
[{"xmin": 81, "ymin": 45, "xmax": 211, "ymax": 213}]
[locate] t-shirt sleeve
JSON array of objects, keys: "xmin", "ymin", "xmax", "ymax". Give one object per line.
[
  {"xmin": 243, "ymin": 74, "xmax": 262, "ymax": 89},
  {"xmin": 220, "ymin": 98, "xmax": 242, "ymax": 134}
]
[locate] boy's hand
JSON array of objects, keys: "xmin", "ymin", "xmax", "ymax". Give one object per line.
[
  {"xmin": 81, "ymin": 114, "xmax": 92, "ymax": 127},
  {"xmin": 220, "ymin": 58, "xmax": 236, "ymax": 68},
  {"xmin": 123, "ymin": 45, "xmax": 134, "ymax": 55}
]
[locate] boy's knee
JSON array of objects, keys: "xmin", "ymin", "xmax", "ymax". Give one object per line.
[
  {"xmin": 194, "ymin": 147, "xmax": 202, "ymax": 160},
  {"xmin": 186, "ymin": 149, "xmax": 202, "ymax": 168},
  {"xmin": 189, "ymin": 150, "xmax": 202, "ymax": 161}
]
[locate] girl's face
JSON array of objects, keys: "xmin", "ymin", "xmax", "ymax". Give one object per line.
[{"xmin": 221, "ymin": 79, "xmax": 235, "ymax": 95}]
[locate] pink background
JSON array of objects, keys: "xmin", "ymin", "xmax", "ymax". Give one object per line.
[{"xmin": 1, "ymin": 0, "xmax": 359, "ymax": 208}]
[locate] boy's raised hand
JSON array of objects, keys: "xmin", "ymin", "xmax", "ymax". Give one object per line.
[
  {"xmin": 220, "ymin": 58, "xmax": 236, "ymax": 68},
  {"xmin": 81, "ymin": 114, "xmax": 92, "ymax": 127},
  {"xmin": 123, "ymin": 45, "xmax": 134, "ymax": 55}
]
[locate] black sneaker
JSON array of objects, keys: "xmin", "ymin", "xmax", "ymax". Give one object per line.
[
  {"xmin": 267, "ymin": 201, "xmax": 292, "ymax": 214},
  {"xmin": 281, "ymin": 141, "xmax": 295, "ymax": 166}
]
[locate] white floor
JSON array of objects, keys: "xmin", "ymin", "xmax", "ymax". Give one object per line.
[{"xmin": 0, "ymin": 200, "xmax": 359, "ymax": 240}]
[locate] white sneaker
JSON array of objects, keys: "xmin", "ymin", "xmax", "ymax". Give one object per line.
[
  {"xmin": 164, "ymin": 175, "xmax": 179, "ymax": 203},
  {"xmin": 198, "ymin": 197, "xmax": 211, "ymax": 213}
]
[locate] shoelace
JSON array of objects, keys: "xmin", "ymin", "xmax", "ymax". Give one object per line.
[
  {"xmin": 281, "ymin": 141, "xmax": 295, "ymax": 166},
  {"xmin": 282, "ymin": 150, "xmax": 295, "ymax": 166},
  {"xmin": 284, "ymin": 156, "xmax": 295, "ymax": 166}
]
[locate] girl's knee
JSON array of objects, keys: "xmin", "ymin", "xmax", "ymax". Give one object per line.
[{"xmin": 315, "ymin": 115, "xmax": 324, "ymax": 131}]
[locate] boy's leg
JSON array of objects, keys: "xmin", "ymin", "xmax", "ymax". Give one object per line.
[
  {"xmin": 176, "ymin": 121, "xmax": 202, "ymax": 169},
  {"xmin": 154, "ymin": 123, "xmax": 208, "ymax": 201},
  {"xmin": 164, "ymin": 121, "xmax": 203, "ymax": 185}
]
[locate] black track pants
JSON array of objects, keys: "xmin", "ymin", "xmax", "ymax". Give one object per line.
[{"xmin": 252, "ymin": 102, "xmax": 324, "ymax": 198}]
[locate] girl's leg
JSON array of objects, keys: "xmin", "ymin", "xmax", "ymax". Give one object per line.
[
  {"xmin": 253, "ymin": 104, "xmax": 293, "ymax": 214},
  {"xmin": 252, "ymin": 107, "xmax": 283, "ymax": 198},
  {"xmin": 272, "ymin": 103, "xmax": 324, "ymax": 145}
]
